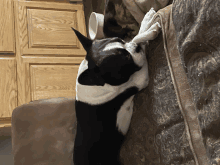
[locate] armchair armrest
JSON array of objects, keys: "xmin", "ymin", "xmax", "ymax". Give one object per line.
[{"xmin": 11, "ymin": 97, "xmax": 76, "ymax": 165}]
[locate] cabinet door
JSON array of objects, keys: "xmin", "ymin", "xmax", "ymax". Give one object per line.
[
  {"xmin": 14, "ymin": 1, "xmax": 86, "ymax": 106},
  {"xmin": 0, "ymin": 0, "xmax": 17, "ymax": 127},
  {"xmin": 0, "ymin": 0, "xmax": 15, "ymax": 53}
]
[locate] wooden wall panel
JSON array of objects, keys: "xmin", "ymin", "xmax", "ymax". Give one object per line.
[
  {"xmin": 30, "ymin": 65, "xmax": 79, "ymax": 101},
  {"xmin": 0, "ymin": 0, "xmax": 15, "ymax": 53},
  {"xmin": 0, "ymin": 58, "xmax": 17, "ymax": 117}
]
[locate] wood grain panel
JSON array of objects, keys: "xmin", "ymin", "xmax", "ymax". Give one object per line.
[
  {"xmin": 26, "ymin": 0, "xmax": 82, "ymax": 2},
  {"xmin": 17, "ymin": 1, "xmax": 86, "ymax": 56},
  {"xmin": 18, "ymin": 1, "xmax": 84, "ymax": 10},
  {"xmin": 14, "ymin": 0, "xmax": 86, "ymax": 106},
  {"xmin": 0, "ymin": 0, "xmax": 15, "ymax": 53},
  {"xmin": 0, "ymin": 58, "xmax": 17, "ymax": 117},
  {"xmin": 22, "ymin": 56, "xmax": 84, "ymax": 64},
  {"xmin": 30, "ymin": 65, "xmax": 79, "ymax": 101},
  {"xmin": 27, "ymin": 9, "xmax": 78, "ymax": 48}
]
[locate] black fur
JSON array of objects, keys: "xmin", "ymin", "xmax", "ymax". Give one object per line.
[{"xmin": 74, "ymin": 87, "xmax": 138, "ymax": 165}]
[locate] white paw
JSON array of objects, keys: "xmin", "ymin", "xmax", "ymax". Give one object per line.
[
  {"xmin": 132, "ymin": 22, "xmax": 161, "ymax": 44},
  {"xmin": 139, "ymin": 8, "xmax": 157, "ymax": 34}
]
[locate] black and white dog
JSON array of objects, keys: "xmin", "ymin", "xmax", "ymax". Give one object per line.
[{"xmin": 72, "ymin": 8, "xmax": 160, "ymax": 165}]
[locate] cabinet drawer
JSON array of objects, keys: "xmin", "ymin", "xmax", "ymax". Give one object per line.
[
  {"xmin": 30, "ymin": 64, "xmax": 79, "ymax": 100},
  {"xmin": 15, "ymin": 1, "xmax": 86, "ymax": 56},
  {"xmin": 0, "ymin": 0, "xmax": 15, "ymax": 53}
]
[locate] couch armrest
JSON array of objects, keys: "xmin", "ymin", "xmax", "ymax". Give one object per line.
[{"xmin": 11, "ymin": 97, "xmax": 76, "ymax": 165}]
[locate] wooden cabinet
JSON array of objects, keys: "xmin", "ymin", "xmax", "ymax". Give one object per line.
[
  {"xmin": 0, "ymin": 0, "xmax": 15, "ymax": 53},
  {"xmin": 0, "ymin": 0, "xmax": 86, "ymax": 128},
  {"xmin": 0, "ymin": 0, "xmax": 17, "ymax": 127}
]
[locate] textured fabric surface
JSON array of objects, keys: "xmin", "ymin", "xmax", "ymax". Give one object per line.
[
  {"xmin": 122, "ymin": 0, "xmax": 171, "ymax": 24},
  {"xmin": 104, "ymin": 0, "xmax": 140, "ymax": 41},
  {"xmin": 159, "ymin": 5, "xmax": 209, "ymax": 165},
  {"xmin": 173, "ymin": 0, "xmax": 220, "ymax": 164},
  {"xmin": 104, "ymin": 0, "xmax": 220, "ymax": 163},
  {"xmin": 134, "ymin": 0, "xmax": 171, "ymax": 13},
  {"xmin": 11, "ymin": 98, "xmax": 76, "ymax": 165},
  {"xmin": 103, "ymin": 0, "xmax": 173, "ymax": 41},
  {"xmin": 119, "ymin": 6, "xmax": 197, "ymax": 164}
]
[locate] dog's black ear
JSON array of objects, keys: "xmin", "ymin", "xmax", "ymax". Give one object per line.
[
  {"xmin": 71, "ymin": 27, "xmax": 92, "ymax": 53},
  {"xmin": 86, "ymin": 55, "xmax": 97, "ymax": 70}
]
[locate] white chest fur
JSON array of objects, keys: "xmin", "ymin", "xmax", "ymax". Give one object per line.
[{"xmin": 116, "ymin": 95, "xmax": 135, "ymax": 135}]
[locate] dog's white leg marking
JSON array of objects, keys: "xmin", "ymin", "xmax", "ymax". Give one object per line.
[{"xmin": 116, "ymin": 95, "xmax": 135, "ymax": 135}]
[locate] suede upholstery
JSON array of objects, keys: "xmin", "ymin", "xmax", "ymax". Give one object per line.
[{"xmin": 11, "ymin": 98, "xmax": 76, "ymax": 165}]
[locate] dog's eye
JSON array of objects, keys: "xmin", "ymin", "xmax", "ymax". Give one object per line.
[{"xmin": 135, "ymin": 45, "xmax": 141, "ymax": 53}]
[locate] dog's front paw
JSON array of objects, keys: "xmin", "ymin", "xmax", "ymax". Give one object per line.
[
  {"xmin": 139, "ymin": 8, "xmax": 157, "ymax": 34},
  {"xmin": 132, "ymin": 22, "xmax": 161, "ymax": 44}
]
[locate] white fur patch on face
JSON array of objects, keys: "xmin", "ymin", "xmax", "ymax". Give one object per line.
[
  {"xmin": 116, "ymin": 95, "xmax": 134, "ymax": 135},
  {"xmin": 103, "ymin": 42, "xmax": 124, "ymax": 51},
  {"xmin": 125, "ymin": 42, "xmax": 146, "ymax": 67}
]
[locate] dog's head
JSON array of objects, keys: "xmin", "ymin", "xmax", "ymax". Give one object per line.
[{"xmin": 72, "ymin": 28, "xmax": 149, "ymax": 86}]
